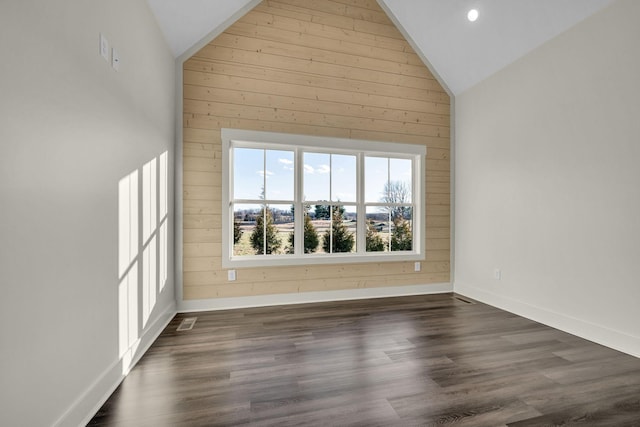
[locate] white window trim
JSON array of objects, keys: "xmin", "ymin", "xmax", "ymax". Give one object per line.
[{"xmin": 222, "ymin": 128, "xmax": 426, "ymax": 268}]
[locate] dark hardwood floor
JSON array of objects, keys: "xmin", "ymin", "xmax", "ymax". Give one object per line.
[{"xmin": 89, "ymin": 293, "xmax": 640, "ymax": 426}]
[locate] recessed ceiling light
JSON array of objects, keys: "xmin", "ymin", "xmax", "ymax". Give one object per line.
[{"xmin": 467, "ymin": 9, "xmax": 479, "ymax": 22}]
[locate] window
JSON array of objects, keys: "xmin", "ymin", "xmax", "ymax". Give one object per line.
[{"xmin": 222, "ymin": 129, "xmax": 426, "ymax": 268}]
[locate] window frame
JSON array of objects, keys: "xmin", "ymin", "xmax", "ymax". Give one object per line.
[{"xmin": 222, "ymin": 128, "xmax": 426, "ymax": 268}]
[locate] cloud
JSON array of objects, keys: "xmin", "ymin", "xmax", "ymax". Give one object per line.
[
  {"xmin": 304, "ymin": 164, "xmax": 330, "ymax": 174},
  {"xmin": 317, "ymin": 164, "xmax": 330, "ymax": 174},
  {"xmin": 256, "ymin": 170, "xmax": 274, "ymax": 177},
  {"xmin": 279, "ymin": 158, "xmax": 294, "ymax": 171}
]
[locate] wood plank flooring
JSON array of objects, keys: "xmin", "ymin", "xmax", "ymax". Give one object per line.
[{"xmin": 89, "ymin": 294, "xmax": 640, "ymax": 426}]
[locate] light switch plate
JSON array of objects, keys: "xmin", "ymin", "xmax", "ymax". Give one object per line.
[
  {"xmin": 99, "ymin": 34, "xmax": 109, "ymax": 61},
  {"xmin": 228, "ymin": 270, "xmax": 236, "ymax": 281}
]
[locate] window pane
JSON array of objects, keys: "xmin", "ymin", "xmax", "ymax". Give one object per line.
[
  {"xmin": 232, "ymin": 203, "xmax": 261, "ymax": 256},
  {"xmin": 322, "ymin": 205, "xmax": 356, "ymax": 253},
  {"xmin": 309, "ymin": 204, "xmax": 330, "ymax": 253},
  {"xmin": 301, "ymin": 204, "xmax": 320, "ymax": 254},
  {"xmin": 248, "ymin": 204, "xmax": 292, "ymax": 255},
  {"xmin": 234, "ymin": 148, "xmax": 264, "ymax": 200},
  {"xmin": 331, "ymin": 154, "xmax": 356, "ymax": 203},
  {"xmin": 391, "ymin": 207, "xmax": 413, "ymax": 252},
  {"xmin": 390, "ymin": 158, "xmax": 412, "ymax": 202},
  {"xmin": 225, "ymin": 129, "xmax": 424, "ymax": 266},
  {"xmin": 365, "ymin": 156, "xmax": 388, "ymax": 203},
  {"xmin": 269, "ymin": 204, "xmax": 294, "ymax": 255},
  {"xmin": 265, "ymin": 150, "xmax": 294, "ymax": 201},
  {"xmin": 303, "ymin": 152, "xmax": 330, "ymax": 202},
  {"xmin": 366, "ymin": 206, "xmax": 389, "ymax": 252}
]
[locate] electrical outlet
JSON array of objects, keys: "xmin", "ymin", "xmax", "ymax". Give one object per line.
[
  {"xmin": 494, "ymin": 268, "xmax": 502, "ymax": 280},
  {"xmin": 228, "ymin": 270, "xmax": 236, "ymax": 281}
]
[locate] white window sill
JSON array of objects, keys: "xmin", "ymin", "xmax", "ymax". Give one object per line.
[{"xmin": 222, "ymin": 252, "xmax": 425, "ymax": 269}]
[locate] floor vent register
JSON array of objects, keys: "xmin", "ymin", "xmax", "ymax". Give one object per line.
[{"xmin": 177, "ymin": 317, "xmax": 197, "ymax": 331}]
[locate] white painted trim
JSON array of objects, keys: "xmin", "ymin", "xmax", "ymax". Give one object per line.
[
  {"xmin": 178, "ymin": 283, "xmax": 452, "ymax": 312},
  {"xmin": 53, "ymin": 356, "xmax": 123, "ymax": 427},
  {"xmin": 224, "ymin": 252, "xmax": 425, "ymax": 269},
  {"xmin": 222, "ymin": 128, "xmax": 427, "ymax": 156},
  {"xmin": 455, "ymin": 282, "xmax": 640, "ymax": 359},
  {"xmin": 54, "ymin": 303, "xmax": 177, "ymax": 427},
  {"xmin": 174, "ymin": 59, "xmax": 184, "ymax": 304},
  {"xmin": 449, "ymin": 97, "xmax": 456, "ymax": 288},
  {"xmin": 221, "ymin": 128, "xmax": 426, "ymax": 268}
]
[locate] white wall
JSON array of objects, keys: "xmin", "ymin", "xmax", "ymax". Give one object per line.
[
  {"xmin": 0, "ymin": 1, "xmax": 176, "ymax": 425},
  {"xmin": 455, "ymin": 0, "xmax": 640, "ymax": 357}
]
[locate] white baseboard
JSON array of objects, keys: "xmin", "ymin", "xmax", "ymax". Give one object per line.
[
  {"xmin": 455, "ymin": 282, "xmax": 640, "ymax": 359},
  {"xmin": 178, "ymin": 283, "xmax": 453, "ymax": 313},
  {"xmin": 54, "ymin": 302, "xmax": 177, "ymax": 427}
]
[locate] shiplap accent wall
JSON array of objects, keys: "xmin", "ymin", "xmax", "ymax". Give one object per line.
[{"xmin": 182, "ymin": 0, "xmax": 450, "ymax": 300}]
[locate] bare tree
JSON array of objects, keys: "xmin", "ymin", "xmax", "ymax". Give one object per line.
[
  {"xmin": 380, "ymin": 180, "xmax": 413, "ymax": 251},
  {"xmin": 380, "ymin": 181, "xmax": 411, "ymax": 222}
]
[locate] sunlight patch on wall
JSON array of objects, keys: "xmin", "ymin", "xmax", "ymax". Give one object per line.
[
  {"xmin": 118, "ymin": 261, "xmax": 140, "ymax": 374},
  {"xmin": 118, "ymin": 168, "xmax": 141, "ymax": 375},
  {"xmin": 159, "ymin": 221, "xmax": 168, "ymax": 291},
  {"xmin": 142, "ymin": 158, "xmax": 158, "ymax": 327},
  {"xmin": 143, "ymin": 158, "xmax": 157, "ymax": 243},
  {"xmin": 142, "ymin": 235, "xmax": 157, "ymax": 327},
  {"xmin": 159, "ymin": 151, "xmax": 169, "ymax": 290},
  {"xmin": 118, "ymin": 171, "xmax": 138, "ymax": 279},
  {"xmin": 117, "ymin": 151, "xmax": 169, "ymax": 374}
]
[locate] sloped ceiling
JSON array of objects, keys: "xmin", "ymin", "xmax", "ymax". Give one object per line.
[
  {"xmin": 381, "ymin": 0, "xmax": 614, "ymax": 94},
  {"xmin": 146, "ymin": 0, "xmax": 258, "ymax": 58},
  {"xmin": 146, "ymin": 0, "xmax": 613, "ymax": 95}
]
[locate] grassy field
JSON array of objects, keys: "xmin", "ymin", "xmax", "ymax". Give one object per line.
[{"xmin": 233, "ymin": 220, "xmax": 358, "ymax": 256}]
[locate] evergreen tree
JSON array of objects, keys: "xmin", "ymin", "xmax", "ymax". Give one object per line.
[
  {"xmin": 314, "ymin": 204, "xmax": 331, "ymax": 220},
  {"xmin": 289, "ymin": 213, "xmax": 319, "ymax": 253},
  {"xmin": 322, "ymin": 207, "xmax": 354, "ymax": 253},
  {"xmin": 390, "ymin": 219, "xmax": 412, "ymax": 251},
  {"xmin": 365, "ymin": 222, "xmax": 385, "ymax": 252},
  {"xmin": 250, "ymin": 208, "xmax": 281, "ymax": 254},
  {"xmin": 233, "ymin": 219, "xmax": 243, "ymax": 244},
  {"xmin": 303, "ymin": 213, "xmax": 320, "ymax": 253}
]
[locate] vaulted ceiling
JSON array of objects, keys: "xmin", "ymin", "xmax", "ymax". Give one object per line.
[{"xmin": 146, "ymin": 0, "xmax": 613, "ymax": 95}]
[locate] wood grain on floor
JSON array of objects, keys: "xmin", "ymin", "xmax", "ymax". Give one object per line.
[{"xmin": 89, "ymin": 294, "xmax": 640, "ymax": 426}]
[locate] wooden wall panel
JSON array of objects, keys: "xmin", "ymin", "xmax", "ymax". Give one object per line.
[{"xmin": 182, "ymin": 0, "xmax": 450, "ymax": 300}]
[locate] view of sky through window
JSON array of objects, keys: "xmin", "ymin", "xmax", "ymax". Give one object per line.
[
  {"xmin": 365, "ymin": 156, "xmax": 412, "ymax": 203},
  {"xmin": 223, "ymin": 129, "xmax": 424, "ymax": 265},
  {"xmin": 235, "ymin": 149, "xmax": 362, "ymax": 211},
  {"xmin": 234, "ymin": 148, "xmax": 294, "ymax": 203}
]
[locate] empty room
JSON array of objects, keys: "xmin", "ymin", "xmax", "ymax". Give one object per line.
[{"xmin": 1, "ymin": 0, "xmax": 639, "ymax": 425}]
